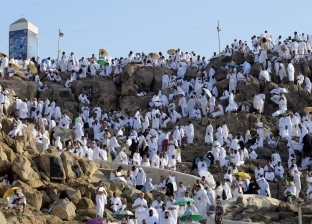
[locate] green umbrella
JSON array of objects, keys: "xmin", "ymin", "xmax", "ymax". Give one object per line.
[
  {"xmin": 173, "ymin": 197, "xmax": 194, "ymax": 206},
  {"xmin": 180, "ymin": 211, "xmax": 203, "ymax": 222},
  {"xmin": 97, "ymin": 59, "xmax": 108, "ymax": 66},
  {"xmin": 113, "ymin": 210, "xmax": 134, "ymax": 217},
  {"xmin": 74, "ymin": 117, "xmax": 80, "ymax": 123}
]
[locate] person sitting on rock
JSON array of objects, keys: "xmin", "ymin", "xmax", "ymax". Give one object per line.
[
  {"xmin": 59, "ymin": 113, "xmax": 71, "ymax": 129},
  {"xmin": 274, "ymin": 161, "xmax": 284, "ymax": 179},
  {"xmin": 249, "ymin": 134, "xmax": 264, "ymax": 151},
  {"xmin": 219, "ymin": 88, "xmax": 229, "ymax": 101},
  {"xmin": 54, "ymin": 73, "xmax": 62, "ymax": 83},
  {"xmin": 109, "ymin": 166, "xmax": 126, "ymax": 183},
  {"xmin": 109, "ymin": 192, "xmax": 126, "ymax": 212},
  {"xmin": 154, "ymin": 176, "xmax": 167, "ymax": 190},
  {"xmin": 8, "ymin": 189, "xmax": 26, "ymax": 213},
  {"xmin": 210, "ymin": 102, "xmax": 224, "ymax": 118},
  {"xmin": 283, "ymin": 181, "xmax": 296, "ymax": 202},
  {"xmin": 264, "ymin": 160, "xmax": 275, "ymax": 182},
  {"xmin": 0, "ymin": 174, "xmax": 11, "ymax": 185},
  {"xmin": 78, "ymin": 93, "xmax": 89, "ymax": 105}
]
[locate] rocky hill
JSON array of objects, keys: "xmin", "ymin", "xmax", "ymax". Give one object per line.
[{"xmin": 0, "ymin": 51, "xmax": 312, "ymax": 223}]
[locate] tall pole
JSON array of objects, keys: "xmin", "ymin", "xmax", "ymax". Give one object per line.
[
  {"xmin": 217, "ymin": 21, "xmax": 221, "ymax": 54},
  {"xmin": 57, "ymin": 29, "xmax": 60, "ymax": 61}
]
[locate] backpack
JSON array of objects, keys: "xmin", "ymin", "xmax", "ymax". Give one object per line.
[{"xmin": 222, "ymin": 189, "xmax": 227, "ymax": 200}]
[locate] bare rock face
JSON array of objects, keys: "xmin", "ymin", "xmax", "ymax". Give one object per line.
[
  {"xmin": 250, "ymin": 63, "xmax": 263, "ymax": 79},
  {"xmin": 50, "ymin": 199, "xmax": 76, "ymax": 221},
  {"xmin": 184, "ymin": 68, "xmax": 198, "ymax": 81},
  {"xmin": 0, "ymin": 211, "xmax": 7, "ymax": 224},
  {"xmin": 120, "ymin": 94, "xmax": 153, "ymax": 115},
  {"xmin": 152, "ymin": 67, "xmax": 173, "ymax": 91},
  {"xmin": 39, "ymin": 153, "xmax": 66, "ymax": 180},
  {"xmin": 71, "ymin": 77, "xmax": 118, "ymax": 112},
  {"xmin": 0, "ymin": 146, "xmax": 10, "ymax": 174},
  {"xmin": 214, "ymin": 67, "xmax": 228, "ymax": 81},
  {"xmin": 60, "ymin": 152, "xmax": 77, "ymax": 180},
  {"xmin": 78, "ymin": 159, "xmax": 98, "ymax": 177},
  {"xmin": 11, "ymin": 155, "xmax": 40, "ymax": 181},
  {"xmin": 0, "ymin": 79, "xmax": 37, "ymax": 114},
  {"xmin": 51, "ymin": 126, "xmax": 75, "ymax": 143}
]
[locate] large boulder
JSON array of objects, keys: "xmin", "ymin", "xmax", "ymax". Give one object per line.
[
  {"xmin": 121, "ymin": 64, "xmax": 144, "ymax": 82},
  {"xmin": 11, "ymin": 155, "xmax": 40, "ymax": 181},
  {"xmin": 71, "ymin": 77, "xmax": 118, "ymax": 112},
  {"xmin": 250, "ymin": 63, "xmax": 263, "ymax": 78},
  {"xmin": 78, "ymin": 159, "xmax": 98, "ymax": 177},
  {"xmin": 0, "ymin": 211, "xmax": 7, "ymax": 224},
  {"xmin": 133, "ymin": 67, "xmax": 154, "ymax": 92},
  {"xmin": 60, "ymin": 152, "xmax": 77, "ymax": 180},
  {"xmin": 121, "ymin": 77, "xmax": 138, "ymax": 96},
  {"xmin": 51, "ymin": 126, "xmax": 75, "ymax": 145},
  {"xmin": 184, "ymin": 68, "xmax": 197, "ymax": 81},
  {"xmin": 14, "ymin": 181, "xmax": 42, "ymax": 210},
  {"xmin": 0, "ymin": 147, "xmax": 10, "ymax": 174},
  {"xmin": 50, "ymin": 199, "xmax": 76, "ymax": 221},
  {"xmin": 119, "ymin": 94, "xmax": 153, "ymax": 115},
  {"xmin": 214, "ymin": 67, "xmax": 228, "ymax": 81},
  {"xmin": 39, "ymin": 153, "xmax": 66, "ymax": 180},
  {"xmin": 152, "ymin": 67, "xmax": 173, "ymax": 91},
  {"xmin": 205, "ymin": 56, "xmax": 230, "ymax": 72},
  {"xmin": 215, "ymin": 79, "xmax": 229, "ymax": 95},
  {"xmin": 0, "ymin": 79, "xmax": 37, "ymax": 114}
]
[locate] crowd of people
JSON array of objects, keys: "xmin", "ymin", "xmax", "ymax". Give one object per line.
[{"xmin": 1, "ymin": 29, "xmax": 312, "ymax": 223}]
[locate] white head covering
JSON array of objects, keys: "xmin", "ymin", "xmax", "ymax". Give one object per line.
[{"xmin": 168, "ymin": 176, "xmax": 177, "ymax": 191}]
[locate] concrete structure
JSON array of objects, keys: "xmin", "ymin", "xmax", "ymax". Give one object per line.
[
  {"xmin": 9, "ymin": 18, "xmax": 38, "ymax": 59},
  {"xmin": 98, "ymin": 160, "xmax": 201, "ymax": 188}
]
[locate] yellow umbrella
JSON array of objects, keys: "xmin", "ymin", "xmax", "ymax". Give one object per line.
[
  {"xmin": 167, "ymin": 49, "xmax": 176, "ymax": 55},
  {"xmin": 304, "ymin": 107, "xmax": 312, "ymax": 114},
  {"xmin": 148, "ymin": 52, "xmax": 160, "ymax": 61},
  {"xmin": 0, "ymin": 52, "xmax": 7, "ymax": 56},
  {"xmin": 234, "ymin": 172, "xmax": 251, "ymax": 179},
  {"xmin": 27, "ymin": 64, "xmax": 38, "ymax": 74},
  {"xmin": 9, "ymin": 63, "xmax": 19, "ymax": 71},
  {"xmin": 99, "ymin": 48, "xmax": 109, "ymax": 56},
  {"xmin": 3, "ymin": 187, "xmax": 21, "ymax": 199}
]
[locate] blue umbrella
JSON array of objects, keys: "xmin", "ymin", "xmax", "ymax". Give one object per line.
[
  {"xmin": 226, "ymin": 62, "xmax": 239, "ymax": 68},
  {"xmin": 212, "ymin": 141, "xmax": 221, "ymax": 147},
  {"xmin": 195, "ymin": 156, "xmax": 210, "ymax": 167}
]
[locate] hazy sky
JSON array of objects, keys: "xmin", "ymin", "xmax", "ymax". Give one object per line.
[{"xmin": 1, "ymin": 0, "xmax": 312, "ymax": 59}]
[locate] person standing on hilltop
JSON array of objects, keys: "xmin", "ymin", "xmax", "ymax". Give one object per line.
[
  {"xmin": 59, "ymin": 52, "xmax": 68, "ymax": 72},
  {"xmin": 67, "ymin": 52, "xmax": 77, "ymax": 72},
  {"xmin": 287, "ymin": 59, "xmax": 295, "ymax": 85}
]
